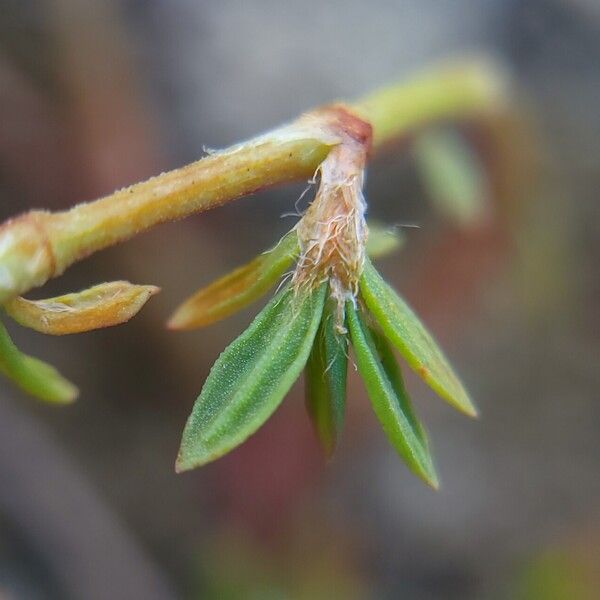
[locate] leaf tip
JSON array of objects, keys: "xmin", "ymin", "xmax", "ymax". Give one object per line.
[
  {"xmin": 465, "ymin": 403, "xmax": 479, "ymax": 419},
  {"xmin": 166, "ymin": 302, "xmax": 211, "ymax": 330},
  {"xmin": 426, "ymin": 469, "xmax": 440, "ymax": 491},
  {"xmin": 166, "ymin": 311, "xmax": 187, "ymax": 331},
  {"xmin": 414, "ymin": 450, "xmax": 440, "ymax": 490},
  {"xmin": 145, "ymin": 285, "xmax": 162, "ymax": 297},
  {"xmin": 453, "ymin": 391, "xmax": 479, "ymax": 419},
  {"xmin": 61, "ymin": 384, "xmax": 80, "ymax": 404},
  {"xmin": 44, "ymin": 384, "xmax": 80, "ymax": 406},
  {"xmin": 174, "ymin": 449, "xmax": 195, "ymax": 473},
  {"xmin": 320, "ymin": 438, "xmax": 337, "ymax": 462},
  {"xmin": 174, "ymin": 457, "xmax": 187, "ymax": 474},
  {"xmin": 429, "ymin": 480, "xmax": 440, "ymax": 491},
  {"xmin": 42, "ymin": 372, "xmax": 80, "ymax": 405},
  {"xmin": 416, "ymin": 456, "xmax": 440, "ymax": 490}
]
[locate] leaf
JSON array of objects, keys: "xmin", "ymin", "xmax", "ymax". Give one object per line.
[
  {"xmin": 168, "ymin": 231, "xmax": 299, "ymax": 330},
  {"xmin": 176, "ymin": 283, "xmax": 327, "ymax": 471},
  {"xmin": 369, "ymin": 324, "xmax": 429, "ymax": 449},
  {"xmin": 360, "ymin": 258, "xmax": 477, "ymax": 416},
  {"xmin": 346, "ymin": 303, "xmax": 438, "ymax": 488},
  {"xmin": 0, "ymin": 319, "xmax": 78, "ymax": 403},
  {"xmin": 366, "ymin": 222, "xmax": 405, "ymax": 259},
  {"xmin": 414, "ymin": 128, "xmax": 489, "ymax": 227},
  {"xmin": 305, "ymin": 295, "xmax": 348, "ymax": 457},
  {"xmin": 5, "ymin": 281, "xmax": 159, "ymax": 335}
]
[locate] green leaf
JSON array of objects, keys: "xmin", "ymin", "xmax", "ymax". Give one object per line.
[
  {"xmin": 168, "ymin": 230, "xmax": 300, "ymax": 330},
  {"xmin": 346, "ymin": 303, "xmax": 438, "ymax": 488},
  {"xmin": 369, "ymin": 324, "xmax": 429, "ymax": 450},
  {"xmin": 177, "ymin": 283, "xmax": 327, "ymax": 471},
  {"xmin": 360, "ymin": 258, "xmax": 477, "ymax": 417},
  {"xmin": 0, "ymin": 319, "xmax": 78, "ymax": 404},
  {"xmin": 414, "ymin": 128, "xmax": 489, "ymax": 227},
  {"xmin": 305, "ymin": 294, "xmax": 348, "ymax": 457}
]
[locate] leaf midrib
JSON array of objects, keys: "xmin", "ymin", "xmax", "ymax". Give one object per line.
[{"xmin": 199, "ymin": 287, "xmax": 324, "ymax": 443}]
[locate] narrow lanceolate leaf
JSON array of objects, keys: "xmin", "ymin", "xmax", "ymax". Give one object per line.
[
  {"xmin": 0, "ymin": 320, "xmax": 78, "ymax": 403},
  {"xmin": 347, "ymin": 303, "xmax": 438, "ymax": 488},
  {"xmin": 369, "ymin": 325, "xmax": 429, "ymax": 450},
  {"xmin": 4, "ymin": 281, "xmax": 159, "ymax": 335},
  {"xmin": 360, "ymin": 258, "xmax": 477, "ymax": 417},
  {"xmin": 176, "ymin": 283, "xmax": 327, "ymax": 471},
  {"xmin": 168, "ymin": 231, "xmax": 299, "ymax": 330},
  {"xmin": 414, "ymin": 128, "xmax": 489, "ymax": 227},
  {"xmin": 305, "ymin": 296, "xmax": 348, "ymax": 457}
]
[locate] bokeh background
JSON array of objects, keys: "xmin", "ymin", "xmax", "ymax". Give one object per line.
[{"xmin": 1, "ymin": 1, "xmax": 599, "ymax": 598}]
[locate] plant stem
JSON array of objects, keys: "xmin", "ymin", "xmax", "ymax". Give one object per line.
[
  {"xmin": 354, "ymin": 60, "xmax": 504, "ymax": 149},
  {"xmin": 0, "ymin": 60, "xmax": 506, "ymax": 303}
]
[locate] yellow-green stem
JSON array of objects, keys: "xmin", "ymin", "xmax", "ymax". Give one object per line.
[
  {"xmin": 0, "ymin": 60, "xmax": 505, "ymax": 304},
  {"xmin": 354, "ymin": 60, "xmax": 504, "ymax": 149}
]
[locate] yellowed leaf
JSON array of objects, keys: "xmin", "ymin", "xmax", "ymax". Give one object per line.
[
  {"xmin": 168, "ymin": 231, "xmax": 299, "ymax": 330},
  {"xmin": 5, "ymin": 281, "xmax": 159, "ymax": 335}
]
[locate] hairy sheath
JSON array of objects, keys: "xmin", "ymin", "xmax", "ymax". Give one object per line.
[{"xmin": 293, "ymin": 106, "xmax": 372, "ymax": 330}]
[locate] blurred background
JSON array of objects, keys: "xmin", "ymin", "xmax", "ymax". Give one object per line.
[{"xmin": 1, "ymin": 1, "xmax": 599, "ymax": 598}]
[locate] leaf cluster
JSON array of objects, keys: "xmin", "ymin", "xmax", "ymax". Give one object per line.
[{"xmin": 173, "ymin": 231, "xmax": 475, "ymax": 488}]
